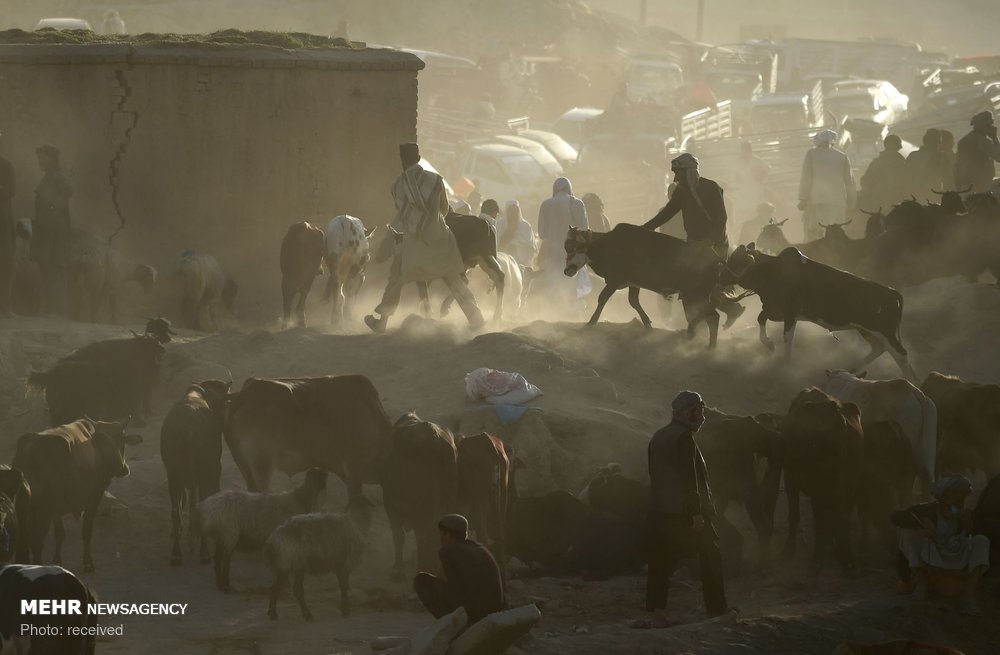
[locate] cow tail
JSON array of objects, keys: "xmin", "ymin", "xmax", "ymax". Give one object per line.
[
  {"xmin": 885, "ymin": 289, "xmax": 907, "ymax": 356},
  {"xmin": 919, "ymin": 393, "xmax": 938, "ymax": 483}
]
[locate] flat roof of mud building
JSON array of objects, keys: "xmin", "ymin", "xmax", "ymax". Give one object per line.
[{"xmin": 0, "ymin": 30, "xmax": 424, "ymax": 70}]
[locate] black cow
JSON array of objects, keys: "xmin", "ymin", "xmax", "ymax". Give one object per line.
[
  {"xmin": 698, "ymin": 410, "xmax": 783, "ymax": 571},
  {"xmin": 0, "ymin": 466, "xmax": 31, "ymax": 564},
  {"xmin": 563, "ymin": 224, "xmax": 729, "ymax": 346},
  {"xmin": 797, "ymin": 220, "xmax": 867, "ymax": 273},
  {"xmin": 160, "ymin": 380, "xmax": 232, "ymax": 566},
  {"xmin": 13, "ymin": 418, "xmax": 142, "ymax": 571},
  {"xmin": 724, "ymin": 245, "xmax": 916, "ymax": 379},
  {"xmin": 755, "ymin": 218, "xmax": 791, "ymax": 255},
  {"xmin": 928, "ymin": 186, "xmax": 972, "ymax": 216},
  {"xmin": 28, "ymin": 333, "xmax": 165, "ymax": 427},
  {"xmin": 0, "ymin": 564, "xmax": 97, "ymax": 655},
  {"xmin": 780, "ymin": 388, "xmax": 864, "ymax": 572}
]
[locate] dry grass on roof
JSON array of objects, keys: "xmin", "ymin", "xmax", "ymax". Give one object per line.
[{"xmin": 0, "ymin": 28, "xmax": 368, "ymax": 50}]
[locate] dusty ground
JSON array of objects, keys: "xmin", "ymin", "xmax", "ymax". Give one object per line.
[{"xmin": 2, "ymin": 275, "xmax": 999, "ymax": 655}]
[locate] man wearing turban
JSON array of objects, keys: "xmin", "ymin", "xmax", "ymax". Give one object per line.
[
  {"xmin": 798, "ymin": 129, "xmax": 855, "ymax": 241},
  {"xmin": 955, "ymin": 110, "xmax": 1000, "ymax": 192}
]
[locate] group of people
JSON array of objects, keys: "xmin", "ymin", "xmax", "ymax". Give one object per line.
[
  {"xmin": 0, "ymin": 134, "xmax": 74, "ymax": 318},
  {"xmin": 860, "ymin": 110, "xmax": 1000, "ymax": 215}
]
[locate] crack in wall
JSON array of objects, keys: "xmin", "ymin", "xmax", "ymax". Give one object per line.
[{"xmin": 107, "ymin": 45, "xmax": 137, "ymax": 245}]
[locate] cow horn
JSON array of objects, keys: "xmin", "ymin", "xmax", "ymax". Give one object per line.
[
  {"xmin": 818, "ymin": 222, "xmax": 830, "ymax": 229},
  {"xmin": 930, "ymin": 189, "xmax": 944, "ymax": 195},
  {"xmin": 777, "ymin": 219, "xmax": 789, "ymax": 226},
  {"xmin": 959, "ymin": 185, "xmax": 973, "ymax": 194},
  {"xmin": 859, "ymin": 207, "xmax": 881, "ymax": 216},
  {"xmin": 839, "ymin": 219, "xmax": 853, "ymax": 227}
]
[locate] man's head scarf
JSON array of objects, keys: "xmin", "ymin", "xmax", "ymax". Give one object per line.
[
  {"xmin": 813, "ymin": 129, "xmax": 838, "ymax": 146},
  {"xmin": 971, "ymin": 110, "xmax": 995, "ymax": 129},
  {"xmin": 671, "ymin": 153, "xmax": 701, "ymax": 188},
  {"xmin": 553, "ymin": 177, "xmax": 573, "ymax": 196},
  {"xmin": 931, "ymin": 474, "xmax": 973, "ymax": 501}
]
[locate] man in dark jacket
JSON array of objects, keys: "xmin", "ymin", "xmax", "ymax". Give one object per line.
[
  {"xmin": 0, "ymin": 130, "xmax": 15, "ymax": 318},
  {"xmin": 644, "ymin": 391, "xmax": 728, "ymax": 627},
  {"xmin": 414, "ymin": 514, "xmax": 505, "ymax": 625},
  {"xmin": 642, "ymin": 153, "xmax": 744, "ymax": 328},
  {"xmin": 859, "ymin": 134, "xmax": 907, "ymax": 213},
  {"xmin": 31, "ymin": 145, "xmax": 73, "ymax": 315},
  {"xmin": 906, "ymin": 129, "xmax": 944, "ymax": 203},
  {"xmin": 955, "ymin": 110, "xmax": 1000, "ymax": 192}
]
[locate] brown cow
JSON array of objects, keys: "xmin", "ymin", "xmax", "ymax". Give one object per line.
[
  {"xmin": 381, "ymin": 413, "xmax": 457, "ymax": 578},
  {"xmin": 780, "ymin": 388, "xmax": 864, "ymax": 573},
  {"xmin": 224, "ymin": 376, "xmax": 392, "ymax": 501},
  {"xmin": 921, "ymin": 372, "xmax": 1000, "ymax": 477},
  {"xmin": 456, "ymin": 433, "xmax": 509, "ymax": 571},
  {"xmin": 12, "ymin": 418, "xmax": 142, "ymax": 571},
  {"xmin": 280, "ymin": 221, "xmax": 325, "ymax": 329}
]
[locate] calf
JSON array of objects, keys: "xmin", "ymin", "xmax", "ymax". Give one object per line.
[
  {"xmin": 160, "ymin": 380, "xmax": 232, "ymax": 566},
  {"xmin": 279, "ymin": 221, "xmax": 325, "ymax": 328},
  {"xmin": 456, "ymin": 433, "xmax": 509, "ymax": 571},
  {"xmin": 724, "ymin": 245, "xmax": 916, "ymax": 379},
  {"xmin": 0, "ymin": 466, "xmax": 30, "ymax": 564},
  {"xmin": 12, "ymin": 418, "xmax": 142, "ymax": 571},
  {"xmin": 323, "ymin": 215, "xmax": 374, "ymax": 325},
  {"xmin": 564, "ymin": 224, "xmax": 726, "ymax": 347},
  {"xmin": 921, "ymin": 372, "xmax": 1000, "ymax": 478},
  {"xmin": 823, "ymin": 369, "xmax": 936, "ymax": 495},
  {"xmin": 381, "ymin": 413, "xmax": 457, "ymax": 578},
  {"xmin": 780, "ymin": 388, "xmax": 864, "ymax": 572},
  {"xmin": 698, "ymin": 410, "xmax": 782, "ymax": 571},
  {"xmin": 0, "ymin": 564, "xmax": 97, "ymax": 655},
  {"xmin": 441, "ymin": 212, "xmax": 506, "ymax": 322},
  {"xmin": 928, "ymin": 186, "xmax": 971, "ymax": 216},
  {"xmin": 173, "ymin": 250, "xmax": 238, "ymax": 331},
  {"xmin": 67, "ymin": 230, "xmax": 156, "ymax": 323}
]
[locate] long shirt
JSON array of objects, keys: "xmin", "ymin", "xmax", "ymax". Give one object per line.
[
  {"xmin": 647, "ymin": 421, "xmax": 715, "ymax": 517},
  {"xmin": 642, "ymin": 177, "xmax": 727, "ymax": 244}
]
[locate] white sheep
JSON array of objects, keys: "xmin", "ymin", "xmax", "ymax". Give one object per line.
[
  {"xmin": 263, "ymin": 500, "xmax": 370, "ymax": 621},
  {"xmin": 195, "ymin": 468, "xmax": 327, "ymax": 592}
]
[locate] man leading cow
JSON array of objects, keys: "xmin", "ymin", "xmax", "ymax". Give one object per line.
[{"xmin": 365, "ymin": 143, "xmax": 484, "ymax": 333}]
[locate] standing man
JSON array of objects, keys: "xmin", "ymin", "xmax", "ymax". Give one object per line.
[
  {"xmin": 31, "ymin": 145, "xmax": 73, "ymax": 315},
  {"xmin": 955, "ymin": 111, "xmax": 1000, "ymax": 193},
  {"xmin": 0, "ymin": 129, "xmax": 15, "ymax": 318},
  {"xmin": 365, "ymin": 143, "xmax": 484, "ymax": 333},
  {"xmin": 906, "ymin": 129, "xmax": 944, "ymax": 202},
  {"xmin": 798, "ymin": 130, "xmax": 855, "ymax": 242},
  {"xmin": 413, "ymin": 514, "xmax": 505, "ymax": 625},
  {"xmin": 645, "ymin": 391, "xmax": 728, "ymax": 627},
  {"xmin": 582, "ymin": 193, "xmax": 612, "ymax": 232},
  {"xmin": 478, "ymin": 198, "xmax": 501, "ymax": 247},
  {"xmin": 859, "ymin": 134, "xmax": 907, "ymax": 213},
  {"xmin": 536, "ymin": 177, "xmax": 589, "ymax": 310},
  {"xmin": 939, "ymin": 130, "xmax": 957, "ymax": 192},
  {"xmin": 642, "ymin": 153, "xmax": 744, "ymax": 328}
]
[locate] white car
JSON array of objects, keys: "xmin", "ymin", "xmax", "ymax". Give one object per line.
[
  {"xmin": 493, "ymin": 135, "xmax": 564, "ymax": 177},
  {"xmin": 459, "ymin": 143, "xmax": 552, "ymax": 206},
  {"xmin": 515, "ymin": 129, "xmax": 579, "ymax": 168},
  {"xmin": 34, "ymin": 17, "xmax": 93, "ymax": 31},
  {"xmin": 825, "ymin": 79, "xmax": 908, "ymax": 125},
  {"xmin": 552, "ymin": 107, "xmax": 604, "ymax": 151}
]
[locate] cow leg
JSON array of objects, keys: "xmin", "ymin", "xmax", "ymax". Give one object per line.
[
  {"xmin": 213, "ymin": 542, "xmax": 227, "ymax": 591},
  {"xmin": 627, "ymin": 286, "xmax": 652, "ymax": 327},
  {"xmin": 745, "ymin": 498, "xmax": 771, "ymax": 572},
  {"xmin": 82, "ymin": 494, "xmax": 102, "ymax": 572},
  {"xmin": 782, "ymin": 319, "xmax": 797, "ymax": 363},
  {"xmin": 336, "ymin": 566, "xmax": 351, "ymax": 616},
  {"xmin": 388, "ymin": 514, "xmax": 406, "ymax": 581},
  {"xmin": 344, "ymin": 272, "xmax": 364, "ymax": 323},
  {"xmin": 705, "ymin": 308, "xmax": 721, "ymax": 348},
  {"xmin": 417, "ymin": 281, "xmax": 431, "ymax": 316},
  {"xmin": 169, "ymin": 479, "xmax": 184, "ymax": 566},
  {"xmin": 810, "ymin": 499, "xmax": 830, "ymax": 573},
  {"xmin": 849, "ymin": 329, "xmax": 887, "ymax": 374},
  {"xmin": 196, "ymin": 490, "xmax": 212, "ymax": 565},
  {"xmin": 587, "ymin": 282, "xmax": 620, "ymax": 325},
  {"xmin": 293, "ymin": 570, "xmax": 313, "ymax": 620},
  {"xmin": 267, "ymin": 571, "xmax": 286, "ymax": 620},
  {"xmin": 440, "ymin": 293, "xmax": 455, "ymax": 317},
  {"xmin": 483, "ymin": 256, "xmax": 506, "ymax": 323},
  {"xmin": 833, "ymin": 503, "xmax": 856, "ymax": 573},
  {"xmin": 181, "ymin": 294, "xmax": 198, "ymax": 330},
  {"xmin": 784, "ymin": 481, "xmax": 800, "ymax": 558},
  {"xmin": 758, "ymin": 312, "xmax": 775, "ymax": 352},
  {"xmin": 52, "ymin": 516, "xmax": 65, "ymax": 564},
  {"xmin": 296, "ymin": 282, "xmax": 310, "ymax": 328},
  {"xmin": 281, "ymin": 277, "xmax": 295, "ymax": 328}
]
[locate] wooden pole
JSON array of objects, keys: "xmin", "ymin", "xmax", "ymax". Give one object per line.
[{"xmin": 696, "ymin": 0, "xmax": 706, "ymax": 41}]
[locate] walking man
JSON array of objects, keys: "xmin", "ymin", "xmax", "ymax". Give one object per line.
[
  {"xmin": 644, "ymin": 391, "xmax": 728, "ymax": 627},
  {"xmin": 955, "ymin": 110, "xmax": 1000, "ymax": 192},
  {"xmin": 365, "ymin": 143, "xmax": 484, "ymax": 332},
  {"xmin": 798, "ymin": 130, "xmax": 855, "ymax": 241}
]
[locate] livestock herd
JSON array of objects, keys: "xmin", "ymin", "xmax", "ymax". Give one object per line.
[{"xmin": 3, "ymin": 186, "xmax": 1000, "ymax": 653}]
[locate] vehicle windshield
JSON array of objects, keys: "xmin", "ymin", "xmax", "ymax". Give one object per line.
[
  {"xmin": 826, "ymin": 95, "xmax": 876, "ymax": 117},
  {"xmin": 627, "ymin": 64, "xmax": 684, "ymax": 105},
  {"xmin": 503, "ymin": 154, "xmax": 547, "ymax": 188},
  {"xmin": 751, "ymin": 105, "xmax": 809, "ymax": 131}
]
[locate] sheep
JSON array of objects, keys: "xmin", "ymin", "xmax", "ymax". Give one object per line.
[
  {"xmin": 264, "ymin": 499, "xmax": 371, "ymax": 621},
  {"xmin": 195, "ymin": 467, "xmax": 327, "ymax": 592},
  {"xmin": 160, "ymin": 379, "xmax": 232, "ymax": 566},
  {"xmin": 173, "ymin": 250, "xmax": 238, "ymax": 332},
  {"xmin": 67, "ymin": 230, "xmax": 157, "ymax": 323}
]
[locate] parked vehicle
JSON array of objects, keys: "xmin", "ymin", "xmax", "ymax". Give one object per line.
[
  {"xmin": 552, "ymin": 107, "xmax": 605, "ymax": 151},
  {"xmin": 515, "ymin": 129, "xmax": 579, "ymax": 168},
  {"xmin": 34, "ymin": 17, "xmax": 93, "ymax": 31},
  {"xmin": 494, "ymin": 135, "xmax": 564, "ymax": 176},
  {"xmin": 825, "ymin": 79, "xmax": 908, "ymax": 125},
  {"xmin": 457, "ymin": 143, "xmax": 552, "ymax": 205}
]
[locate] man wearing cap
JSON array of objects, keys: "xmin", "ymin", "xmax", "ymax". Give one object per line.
[
  {"xmin": 641, "ymin": 154, "xmax": 744, "ymax": 329},
  {"xmin": 955, "ymin": 110, "xmax": 1000, "ymax": 193},
  {"xmin": 365, "ymin": 143, "xmax": 484, "ymax": 333},
  {"xmin": 859, "ymin": 134, "xmax": 907, "ymax": 213},
  {"xmin": 0, "ymin": 129, "xmax": 15, "ymax": 318},
  {"xmin": 644, "ymin": 390, "xmax": 728, "ymax": 627},
  {"xmin": 891, "ymin": 474, "xmax": 989, "ymax": 616},
  {"xmin": 798, "ymin": 129, "xmax": 855, "ymax": 242},
  {"xmin": 32, "ymin": 144, "xmax": 73, "ymax": 314},
  {"xmin": 413, "ymin": 513, "xmax": 505, "ymax": 624}
]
